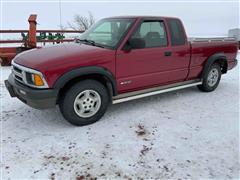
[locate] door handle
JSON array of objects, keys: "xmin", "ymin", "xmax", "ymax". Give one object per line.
[{"xmin": 164, "ymin": 51, "xmax": 172, "ymax": 56}]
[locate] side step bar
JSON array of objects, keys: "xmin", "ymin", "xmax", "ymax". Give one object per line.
[{"xmin": 112, "ymin": 79, "xmax": 202, "ymax": 104}]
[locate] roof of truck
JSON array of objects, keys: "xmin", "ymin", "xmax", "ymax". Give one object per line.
[{"xmin": 105, "ymin": 16, "xmax": 180, "ymax": 20}]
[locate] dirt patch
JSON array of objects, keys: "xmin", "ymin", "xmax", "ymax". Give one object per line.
[
  {"xmin": 140, "ymin": 145, "xmax": 152, "ymax": 156},
  {"xmin": 135, "ymin": 124, "xmax": 147, "ymax": 136},
  {"xmin": 61, "ymin": 156, "xmax": 70, "ymax": 161},
  {"xmin": 44, "ymin": 155, "xmax": 55, "ymax": 159},
  {"xmin": 50, "ymin": 173, "xmax": 55, "ymax": 180},
  {"xmin": 76, "ymin": 174, "xmax": 97, "ymax": 180}
]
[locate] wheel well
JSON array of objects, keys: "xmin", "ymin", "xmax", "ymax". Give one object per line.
[
  {"xmin": 57, "ymin": 74, "xmax": 114, "ymax": 104},
  {"xmin": 214, "ymin": 59, "xmax": 228, "ymax": 74}
]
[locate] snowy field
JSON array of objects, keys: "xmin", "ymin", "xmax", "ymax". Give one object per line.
[{"xmin": 1, "ymin": 54, "xmax": 239, "ymax": 179}]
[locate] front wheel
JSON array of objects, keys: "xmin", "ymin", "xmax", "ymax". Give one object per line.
[
  {"xmin": 198, "ymin": 63, "xmax": 222, "ymax": 92},
  {"xmin": 59, "ymin": 80, "xmax": 109, "ymax": 126}
]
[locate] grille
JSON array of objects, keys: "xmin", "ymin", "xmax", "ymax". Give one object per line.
[
  {"xmin": 12, "ymin": 64, "xmax": 25, "ymax": 84},
  {"xmin": 13, "ymin": 66, "xmax": 22, "ymax": 73}
]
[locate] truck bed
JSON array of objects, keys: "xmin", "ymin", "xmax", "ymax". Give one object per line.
[{"xmin": 187, "ymin": 37, "xmax": 238, "ymax": 80}]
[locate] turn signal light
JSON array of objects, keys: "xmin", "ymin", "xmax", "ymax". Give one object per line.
[{"xmin": 33, "ymin": 74, "xmax": 44, "ymax": 86}]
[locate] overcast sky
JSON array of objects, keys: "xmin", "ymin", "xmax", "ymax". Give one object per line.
[{"xmin": 1, "ymin": 0, "xmax": 239, "ymax": 37}]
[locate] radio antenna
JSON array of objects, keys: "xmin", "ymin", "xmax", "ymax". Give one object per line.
[{"xmin": 59, "ymin": 0, "xmax": 62, "ymax": 29}]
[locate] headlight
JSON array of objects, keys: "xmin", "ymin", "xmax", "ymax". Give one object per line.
[{"xmin": 12, "ymin": 61, "xmax": 49, "ymax": 88}]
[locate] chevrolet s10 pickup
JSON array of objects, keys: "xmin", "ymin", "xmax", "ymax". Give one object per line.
[{"xmin": 5, "ymin": 16, "xmax": 238, "ymax": 126}]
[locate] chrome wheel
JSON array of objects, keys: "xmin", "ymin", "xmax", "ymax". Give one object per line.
[
  {"xmin": 73, "ymin": 90, "xmax": 101, "ymax": 118},
  {"xmin": 207, "ymin": 68, "xmax": 219, "ymax": 87}
]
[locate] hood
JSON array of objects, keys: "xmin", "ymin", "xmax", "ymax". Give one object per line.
[{"xmin": 14, "ymin": 43, "xmax": 115, "ymax": 72}]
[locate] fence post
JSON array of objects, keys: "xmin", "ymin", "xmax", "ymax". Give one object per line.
[{"xmin": 28, "ymin": 14, "xmax": 37, "ymax": 48}]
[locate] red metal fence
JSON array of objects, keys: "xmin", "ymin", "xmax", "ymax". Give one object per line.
[{"xmin": 0, "ymin": 14, "xmax": 84, "ymax": 66}]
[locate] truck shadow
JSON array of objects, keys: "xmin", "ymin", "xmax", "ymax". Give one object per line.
[
  {"xmin": 6, "ymin": 82, "xmax": 230, "ymax": 130},
  {"xmin": 39, "ymin": 86, "xmax": 201, "ymax": 127},
  {"xmin": 106, "ymin": 87, "xmax": 199, "ymax": 113},
  {"xmin": 4, "ymin": 85, "xmax": 219, "ymax": 128}
]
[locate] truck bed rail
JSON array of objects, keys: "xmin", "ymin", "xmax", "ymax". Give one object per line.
[{"xmin": 189, "ymin": 37, "xmax": 236, "ymax": 43}]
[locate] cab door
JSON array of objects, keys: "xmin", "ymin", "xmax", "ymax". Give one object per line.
[{"xmin": 116, "ymin": 19, "xmax": 190, "ymax": 93}]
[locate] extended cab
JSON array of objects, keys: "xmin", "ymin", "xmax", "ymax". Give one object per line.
[{"xmin": 5, "ymin": 16, "xmax": 238, "ymax": 126}]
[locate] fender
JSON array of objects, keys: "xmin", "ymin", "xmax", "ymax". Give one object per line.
[
  {"xmin": 202, "ymin": 53, "xmax": 228, "ymax": 77},
  {"xmin": 53, "ymin": 66, "xmax": 118, "ymax": 96}
]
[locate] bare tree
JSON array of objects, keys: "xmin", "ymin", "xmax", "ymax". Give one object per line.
[{"xmin": 68, "ymin": 12, "xmax": 95, "ymax": 31}]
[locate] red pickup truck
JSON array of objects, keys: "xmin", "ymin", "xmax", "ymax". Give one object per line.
[{"xmin": 5, "ymin": 16, "xmax": 238, "ymax": 126}]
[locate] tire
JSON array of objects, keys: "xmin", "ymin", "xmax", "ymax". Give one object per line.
[
  {"xmin": 197, "ymin": 63, "xmax": 222, "ymax": 92},
  {"xmin": 59, "ymin": 80, "xmax": 109, "ymax": 126}
]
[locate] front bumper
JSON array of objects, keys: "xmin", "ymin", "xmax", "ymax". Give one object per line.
[{"xmin": 5, "ymin": 74, "xmax": 58, "ymax": 109}]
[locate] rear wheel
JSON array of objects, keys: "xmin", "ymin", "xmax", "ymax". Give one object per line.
[
  {"xmin": 198, "ymin": 63, "xmax": 222, "ymax": 92},
  {"xmin": 59, "ymin": 80, "xmax": 109, "ymax": 126}
]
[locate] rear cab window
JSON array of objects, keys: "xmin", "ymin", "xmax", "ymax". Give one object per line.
[{"xmin": 166, "ymin": 18, "xmax": 186, "ymax": 46}]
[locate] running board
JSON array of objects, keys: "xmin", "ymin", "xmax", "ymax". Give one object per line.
[{"xmin": 112, "ymin": 79, "xmax": 202, "ymax": 104}]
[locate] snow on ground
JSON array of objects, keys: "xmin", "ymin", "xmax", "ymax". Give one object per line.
[{"xmin": 1, "ymin": 54, "xmax": 239, "ymax": 179}]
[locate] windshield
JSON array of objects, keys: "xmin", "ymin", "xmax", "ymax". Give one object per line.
[{"xmin": 79, "ymin": 18, "xmax": 135, "ymax": 49}]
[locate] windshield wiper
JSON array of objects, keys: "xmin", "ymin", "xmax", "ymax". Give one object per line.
[
  {"xmin": 79, "ymin": 39, "xmax": 95, "ymax": 45},
  {"xmin": 75, "ymin": 38, "xmax": 105, "ymax": 48}
]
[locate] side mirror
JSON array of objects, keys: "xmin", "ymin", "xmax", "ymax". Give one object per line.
[
  {"xmin": 123, "ymin": 38, "xmax": 145, "ymax": 52},
  {"xmin": 74, "ymin": 38, "xmax": 82, "ymax": 44},
  {"xmin": 122, "ymin": 42, "xmax": 132, "ymax": 52}
]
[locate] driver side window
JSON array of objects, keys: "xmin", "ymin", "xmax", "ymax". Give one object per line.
[{"xmin": 131, "ymin": 20, "xmax": 168, "ymax": 48}]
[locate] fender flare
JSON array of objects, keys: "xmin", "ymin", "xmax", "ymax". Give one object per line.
[
  {"xmin": 53, "ymin": 66, "xmax": 118, "ymax": 96},
  {"xmin": 201, "ymin": 53, "xmax": 228, "ymax": 77}
]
